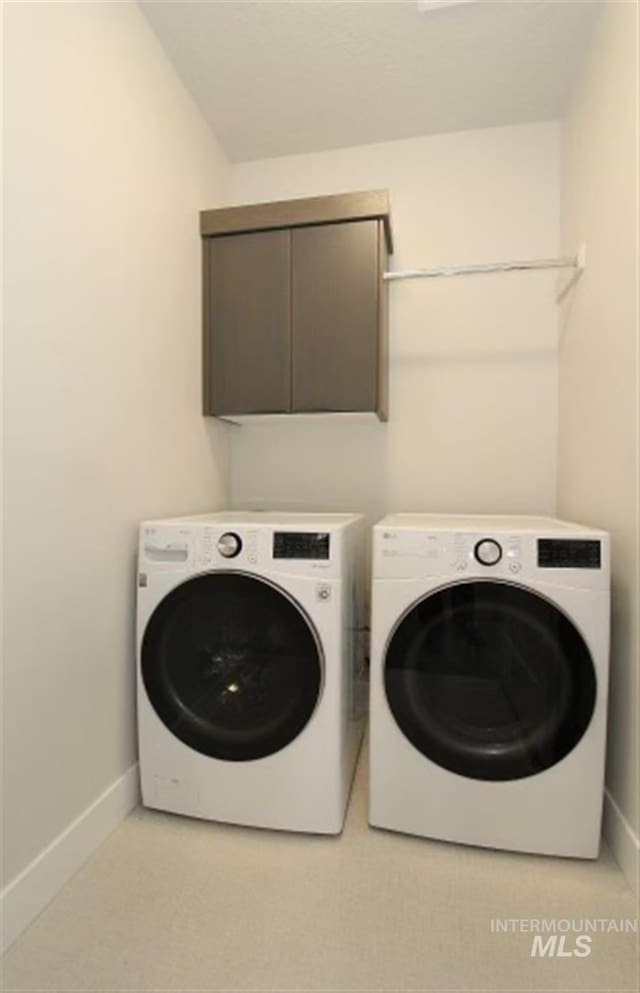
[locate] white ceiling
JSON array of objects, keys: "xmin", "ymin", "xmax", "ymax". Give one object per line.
[{"xmin": 140, "ymin": 0, "xmax": 601, "ymax": 163}]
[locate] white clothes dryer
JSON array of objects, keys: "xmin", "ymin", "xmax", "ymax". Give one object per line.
[
  {"xmin": 369, "ymin": 515, "xmax": 609, "ymax": 858},
  {"xmin": 137, "ymin": 512, "xmax": 366, "ymax": 834}
]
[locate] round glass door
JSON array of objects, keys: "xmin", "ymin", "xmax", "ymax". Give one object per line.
[
  {"xmin": 142, "ymin": 573, "xmax": 322, "ymax": 761},
  {"xmin": 384, "ymin": 581, "xmax": 596, "ymax": 781}
]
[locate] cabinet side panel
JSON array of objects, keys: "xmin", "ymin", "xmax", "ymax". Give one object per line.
[
  {"xmin": 291, "ymin": 221, "xmax": 379, "ymax": 413},
  {"xmin": 207, "ymin": 230, "xmax": 291, "ymax": 416},
  {"xmin": 202, "ymin": 238, "xmax": 212, "ymax": 414},
  {"xmin": 377, "ymin": 222, "xmax": 389, "ymax": 421}
]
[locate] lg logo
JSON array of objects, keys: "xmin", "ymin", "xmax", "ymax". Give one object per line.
[{"xmin": 531, "ymin": 935, "xmax": 592, "ymax": 957}]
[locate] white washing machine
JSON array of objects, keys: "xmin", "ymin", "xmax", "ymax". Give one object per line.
[
  {"xmin": 369, "ymin": 514, "xmax": 610, "ymax": 858},
  {"xmin": 137, "ymin": 511, "xmax": 366, "ymax": 834}
]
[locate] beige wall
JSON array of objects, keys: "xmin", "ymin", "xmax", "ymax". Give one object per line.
[
  {"xmin": 558, "ymin": 0, "xmax": 639, "ymax": 889},
  {"xmin": 2, "ymin": 1, "xmax": 229, "ymax": 887},
  {"xmin": 228, "ymin": 123, "xmax": 560, "ymax": 527}
]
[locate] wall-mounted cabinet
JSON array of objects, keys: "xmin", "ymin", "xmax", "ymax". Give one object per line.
[{"xmin": 200, "ymin": 190, "xmax": 393, "ymax": 421}]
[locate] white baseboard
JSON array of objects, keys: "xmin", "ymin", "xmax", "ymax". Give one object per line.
[
  {"xmin": 1, "ymin": 763, "xmax": 140, "ymax": 954},
  {"xmin": 603, "ymin": 788, "xmax": 640, "ymax": 894}
]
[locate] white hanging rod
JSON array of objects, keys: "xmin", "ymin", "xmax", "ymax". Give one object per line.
[{"xmin": 384, "ymin": 248, "xmax": 586, "ymax": 282}]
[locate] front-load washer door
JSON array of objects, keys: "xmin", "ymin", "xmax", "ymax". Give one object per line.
[
  {"xmin": 142, "ymin": 572, "xmax": 322, "ymax": 761},
  {"xmin": 384, "ymin": 581, "xmax": 596, "ymax": 781}
]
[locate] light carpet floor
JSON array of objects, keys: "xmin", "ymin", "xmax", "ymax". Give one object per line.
[{"xmin": 2, "ymin": 746, "xmax": 638, "ymax": 992}]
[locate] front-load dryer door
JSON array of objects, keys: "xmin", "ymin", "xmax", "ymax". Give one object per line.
[
  {"xmin": 384, "ymin": 581, "xmax": 596, "ymax": 781},
  {"xmin": 142, "ymin": 573, "xmax": 322, "ymax": 761}
]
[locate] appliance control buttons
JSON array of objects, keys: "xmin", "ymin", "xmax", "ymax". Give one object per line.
[
  {"xmin": 246, "ymin": 530, "xmax": 258, "ymax": 565},
  {"xmin": 426, "ymin": 535, "xmax": 439, "ymax": 559},
  {"xmin": 474, "ymin": 538, "xmax": 503, "ymax": 566},
  {"xmin": 217, "ymin": 532, "xmax": 242, "ymax": 558}
]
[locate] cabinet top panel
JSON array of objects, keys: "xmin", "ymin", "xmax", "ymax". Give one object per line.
[{"xmin": 200, "ymin": 189, "xmax": 393, "ymax": 253}]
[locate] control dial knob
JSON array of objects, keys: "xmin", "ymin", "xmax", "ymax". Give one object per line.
[
  {"xmin": 474, "ymin": 538, "xmax": 502, "ymax": 566},
  {"xmin": 217, "ymin": 532, "xmax": 242, "ymax": 558}
]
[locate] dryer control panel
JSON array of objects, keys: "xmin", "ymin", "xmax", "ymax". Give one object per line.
[
  {"xmin": 537, "ymin": 539, "xmax": 601, "ymax": 569},
  {"xmin": 374, "ymin": 526, "xmax": 609, "ymax": 589}
]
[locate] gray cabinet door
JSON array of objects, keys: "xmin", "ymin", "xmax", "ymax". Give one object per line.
[
  {"xmin": 291, "ymin": 220, "xmax": 380, "ymax": 413},
  {"xmin": 204, "ymin": 230, "xmax": 291, "ymax": 415}
]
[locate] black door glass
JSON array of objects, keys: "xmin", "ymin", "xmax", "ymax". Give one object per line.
[
  {"xmin": 142, "ymin": 573, "xmax": 322, "ymax": 761},
  {"xmin": 384, "ymin": 581, "xmax": 596, "ymax": 781}
]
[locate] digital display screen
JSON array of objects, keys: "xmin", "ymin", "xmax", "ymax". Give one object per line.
[
  {"xmin": 538, "ymin": 539, "xmax": 601, "ymax": 569},
  {"xmin": 273, "ymin": 532, "xmax": 330, "ymax": 560}
]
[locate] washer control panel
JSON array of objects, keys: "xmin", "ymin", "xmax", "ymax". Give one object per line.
[
  {"xmin": 140, "ymin": 520, "xmax": 344, "ymax": 579},
  {"xmin": 273, "ymin": 532, "xmax": 330, "ymax": 560}
]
